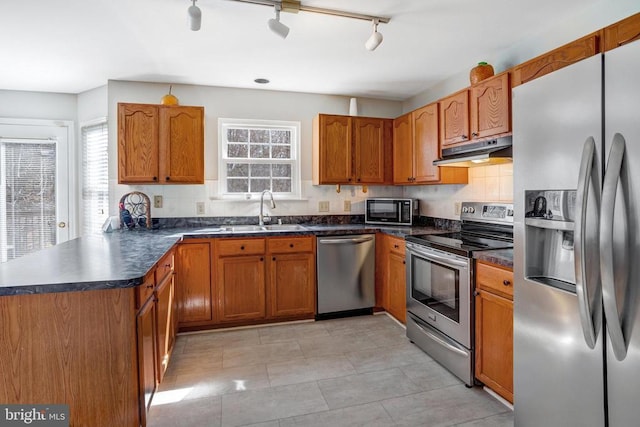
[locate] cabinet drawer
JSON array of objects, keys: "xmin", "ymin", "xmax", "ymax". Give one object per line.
[
  {"xmin": 136, "ymin": 271, "xmax": 156, "ymax": 310},
  {"xmin": 387, "ymin": 236, "xmax": 405, "ymax": 255},
  {"xmin": 156, "ymin": 249, "xmax": 174, "ymax": 284},
  {"xmin": 217, "ymin": 238, "xmax": 265, "ymax": 256},
  {"xmin": 475, "ymin": 262, "xmax": 513, "ymax": 299},
  {"xmin": 268, "ymin": 236, "xmax": 314, "ymax": 254}
]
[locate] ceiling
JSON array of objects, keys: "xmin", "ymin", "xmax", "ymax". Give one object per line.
[{"xmin": 0, "ymin": 0, "xmax": 604, "ymax": 100}]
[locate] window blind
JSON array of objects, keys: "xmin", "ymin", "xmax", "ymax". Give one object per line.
[{"xmin": 81, "ymin": 121, "xmax": 109, "ymax": 235}]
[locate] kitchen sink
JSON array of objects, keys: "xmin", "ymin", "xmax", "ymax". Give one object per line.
[{"xmin": 187, "ymin": 224, "xmax": 308, "ymax": 235}]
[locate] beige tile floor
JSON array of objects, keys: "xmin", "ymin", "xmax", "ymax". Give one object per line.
[{"xmin": 147, "ymin": 314, "xmax": 513, "ymax": 427}]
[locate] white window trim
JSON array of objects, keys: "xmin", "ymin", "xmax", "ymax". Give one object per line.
[
  {"xmin": 80, "ymin": 117, "xmax": 108, "ymax": 236},
  {"xmin": 217, "ymin": 118, "xmax": 301, "ymax": 200}
]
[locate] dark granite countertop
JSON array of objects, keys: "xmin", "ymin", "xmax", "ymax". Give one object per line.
[
  {"xmin": 473, "ymin": 249, "xmax": 514, "ymax": 269},
  {"xmin": 0, "ymin": 224, "xmax": 450, "ymax": 296}
]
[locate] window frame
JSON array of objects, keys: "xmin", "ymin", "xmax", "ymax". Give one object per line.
[
  {"xmin": 80, "ymin": 117, "xmax": 109, "ymax": 235},
  {"xmin": 218, "ymin": 118, "xmax": 301, "ymax": 200}
]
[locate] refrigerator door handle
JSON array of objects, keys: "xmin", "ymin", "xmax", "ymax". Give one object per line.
[
  {"xmin": 600, "ymin": 133, "xmax": 628, "ymax": 361},
  {"xmin": 574, "ymin": 136, "xmax": 601, "ymax": 349}
]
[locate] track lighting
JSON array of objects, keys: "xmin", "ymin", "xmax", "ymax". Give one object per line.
[
  {"xmin": 188, "ymin": 0, "xmax": 202, "ymax": 31},
  {"xmin": 365, "ymin": 19, "xmax": 383, "ymax": 51},
  {"xmin": 268, "ymin": 5, "xmax": 290, "ymax": 39}
]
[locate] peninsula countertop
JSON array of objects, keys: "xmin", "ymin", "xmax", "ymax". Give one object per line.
[{"xmin": 0, "ymin": 224, "xmax": 449, "ymax": 296}]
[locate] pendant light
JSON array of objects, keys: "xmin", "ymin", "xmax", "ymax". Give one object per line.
[
  {"xmin": 267, "ymin": 5, "xmax": 290, "ymax": 39},
  {"xmin": 188, "ymin": 0, "xmax": 202, "ymax": 31},
  {"xmin": 365, "ymin": 19, "xmax": 383, "ymax": 51}
]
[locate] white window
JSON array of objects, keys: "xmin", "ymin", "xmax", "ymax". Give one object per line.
[
  {"xmin": 81, "ymin": 119, "xmax": 109, "ymax": 235},
  {"xmin": 219, "ymin": 118, "xmax": 300, "ymax": 199}
]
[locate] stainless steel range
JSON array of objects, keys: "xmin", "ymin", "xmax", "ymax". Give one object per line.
[{"xmin": 405, "ymin": 202, "xmax": 513, "ymax": 386}]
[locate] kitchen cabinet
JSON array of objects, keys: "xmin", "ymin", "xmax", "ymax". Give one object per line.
[
  {"xmin": 603, "ymin": 12, "xmax": 640, "ymax": 51},
  {"xmin": 376, "ymin": 234, "xmax": 406, "ymax": 323},
  {"xmin": 313, "ymin": 114, "xmax": 392, "ymax": 185},
  {"xmin": 439, "ymin": 89, "xmax": 470, "ymax": 148},
  {"xmin": 176, "ymin": 240, "xmax": 213, "ymax": 326},
  {"xmin": 474, "ymin": 260, "xmax": 513, "ymax": 403},
  {"xmin": 118, "ymin": 103, "xmax": 204, "ymax": 184},
  {"xmin": 155, "ymin": 249, "xmax": 176, "ymax": 382},
  {"xmin": 136, "ymin": 290, "xmax": 157, "ymax": 427},
  {"xmin": 215, "ymin": 238, "xmax": 267, "ymax": 323},
  {"xmin": 511, "ymin": 32, "xmax": 600, "ymax": 87},
  {"xmin": 469, "ymin": 72, "xmax": 511, "ymax": 140},
  {"xmin": 267, "ymin": 236, "xmax": 316, "ymax": 318},
  {"xmin": 393, "ymin": 107, "xmax": 468, "ymax": 185}
]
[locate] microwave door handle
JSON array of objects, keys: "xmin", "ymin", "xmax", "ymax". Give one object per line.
[
  {"xmin": 600, "ymin": 133, "xmax": 628, "ymax": 361},
  {"xmin": 574, "ymin": 136, "xmax": 601, "ymax": 349}
]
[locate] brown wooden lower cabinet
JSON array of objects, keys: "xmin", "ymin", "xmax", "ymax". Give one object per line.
[
  {"xmin": 474, "ymin": 260, "xmax": 514, "ymax": 403},
  {"xmin": 137, "ymin": 295, "xmax": 157, "ymax": 427},
  {"xmin": 155, "ymin": 271, "xmax": 176, "ymax": 382},
  {"xmin": 217, "ymin": 254, "xmax": 267, "ymax": 322},
  {"xmin": 375, "ymin": 233, "xmax": 407, "ymax": 323},
  {"xmin": 176, "ymin": 240, "xmax": 213, "ymax": 326}
]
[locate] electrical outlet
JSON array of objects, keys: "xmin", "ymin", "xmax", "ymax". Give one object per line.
[
  {"xmin": 343, "ymin": 200, "xmax": 351, "ymax": 212},
  {"xmin": 454, "ymin": 202, "xmax": 461, "ymax": 216},
  {"xmin": 153, "ymin": 195, "xmax": 163, "ymax": 208},
  {"xmin": 318, "ymin": 201, "xmax": 330, "ymax": 212},
  {"xmin": 196, "ymin": 202, "xmax": 205, "ymax": 215}
]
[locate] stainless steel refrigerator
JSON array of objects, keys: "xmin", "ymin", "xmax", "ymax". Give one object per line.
[{"xmin": 513, "ymin": 38, "xmax": 640, "ymax": 426}]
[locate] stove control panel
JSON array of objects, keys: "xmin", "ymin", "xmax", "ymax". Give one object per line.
[{"xmin": 460, "ymin": 202, "xmax": 514, "ymax": 224}]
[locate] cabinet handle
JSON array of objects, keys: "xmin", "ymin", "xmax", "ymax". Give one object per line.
[
  {"xmin": 474, "ymin": 290, "xmax": 480, "ymax": 296},
  {"xmin": 403, "ymin": 260, "xmax": 406, "ymax": 265},
  {"xmin": 394, "ymin": 244, "xmax": 399, "ymax": 249},
  {"xmin": 272, "ymin": 257, "xmax": 276, "ymax": 261},
  {"xmin": 503, "ymin": 280, "xmax": 511, "ymax": 286},
  {"xmin": 146, "ymin": 283, "xmax": 153, "ymax": 289},
  {"xmin": 348, "ymin": 178, "xmax": 352, "ymax": 182},
  {"xmin": 357, "ymin": 178, "xmax": 361, "ymax": 182},
  {"xmin": 260, "ymin": 257, "xmax": 264, "ymax": 261},
  {"xmin": 165, "ymin": 263, "xmax": 171, "ymax": 268},
  {"xmin": 461, "ymin": 135, "xmax": 468, "ymax": 140},
  {"xmin": 240, "ymin": 246, "xmax": 245, "ymax": 250},
  {"xmin": 472, "ymin": 132, "xmax": 479, "ymax": 137},
  {"xmin": 153, "ymin": 176, "xmax": 158, "ymax": 181},
  {"xmin": 289, "ymin": 243, "xmax": 294, "ymax": 248},
  {"xmin": 166, "ymin": 176, "xmax": 171, "ymax": 181}
]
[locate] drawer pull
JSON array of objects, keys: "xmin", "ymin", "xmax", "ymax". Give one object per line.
[
  {"xmin": 260, "ymin": 257, "xmax": 264, "ymax": 262},
  {"xmin": 394, "ymin": 244, "xmax": 399, "ymax": 249},
  {"xmin": 146, "ymin": 284, "xmax": 153, "ymax": 289},
  {"xmin": 165, "ymin": 263, "xmax": 171, "ymax": 268},
  {"xmin": 272, "ymin": 257, "xmax": 276, "ymax": 261},
  {"xmin": 240, "ymin": 245, "xmax": 245, "ymax": 250},
  {"xmin": 503, "ymin": 280, "xmax": 511, "ymax": 286},
  {"xmin": 289, "ymin": 243, "xmax": 294, "ymax": 248}
]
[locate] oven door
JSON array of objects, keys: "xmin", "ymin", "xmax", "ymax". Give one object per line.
[{"xmin": 406, "ymin": 242, "xmax": 471, "ymax": 347}]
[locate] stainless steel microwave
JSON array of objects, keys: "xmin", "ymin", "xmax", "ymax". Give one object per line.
[{"xmin": 365, "ymin": 198, "xmax": 418, "ymax": 225}]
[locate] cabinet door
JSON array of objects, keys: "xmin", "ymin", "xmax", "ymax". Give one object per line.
[
  {"xmin": 412, "ymin": 103, "xmax": 440, "ymax": 183},
  {"xmin": 475, "ymin": 289, "xmax": 513, "ymax": 403},
  {"xmin": 159, "ymin": 106, "xmax": 204, "ymax": 183},
  {"xmin": 268, "ymin": 252, "xmax": 316, "ymax": 318},
  {"xmin": 217, "ymin": 255, "xmax": 266, "ymax": 322},
  {"xmin": 353, "ymin": 117, "xmax": 386, "ymax": 184},
  {"xmin": 155, "ymin": 273, "xmax": 175, "ymax": 382},
  {"xmin": 314, "ymin": 114, "xmax": 352, "ymax": 184},
  {"xmin": 439, "ymin": 90, "xmax": 470, "ymax": 148},
  {"xmin": 137, "ymin": 297, "xmax": 157, "ymax": 426},
  {"xmin": 470, "ymin": 73, "xmax": 511, "ymax": 140},
  {"xmin": 118, "ymin": 103, "xmax": 159, "ymax": 183},
  {"xmin": 387, "ymin": 245, "xmax": 407, "ymax": 324},
  {"xmin": 375, "ymin": 234, "xmax": 389, "ymax": 309},
  {"xmin": 392, "ymin": 113, "xmax": 414, "ymax": 184},
  {"xmin": 176, "ymin": 242, "xmax": 212, "ymax": 325}
]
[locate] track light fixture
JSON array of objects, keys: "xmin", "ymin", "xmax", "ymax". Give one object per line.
[
  {"xmin": 267, "ymin": 5, "xmax": 290, "ymax": 39},
  {"xmin": 365, "ymin": 19, "xmax": 383, "ymax": 51},
  {"xmin": 188, "ymin": 0, "xmax": 202, "ymax": 31}
]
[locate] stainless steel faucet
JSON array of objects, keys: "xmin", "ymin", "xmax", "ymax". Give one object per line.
[{"xmin": 259, "ymin": 190, "xmax": 276, "ymax": 225}]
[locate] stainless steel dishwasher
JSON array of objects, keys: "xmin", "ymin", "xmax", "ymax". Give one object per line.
[{"xmin": 316, "ymin": 234, "xmax": 375, "ymax": 318}]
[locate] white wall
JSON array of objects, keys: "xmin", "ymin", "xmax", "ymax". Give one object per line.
[
  {"xmin": 0, "ymin": 89, "xmax": 76, "ymax": 121},
  {"xmin": 107, "ymin": 81, "xmax": 404, "ymax": 218}
]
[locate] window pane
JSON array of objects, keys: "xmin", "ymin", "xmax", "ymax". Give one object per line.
[
  {"xmin": 273, "ymin": 179, "xmax": 291, "ymax": 193},
  {"xmin": 250, "ymin": 144, "xmax": 270, "ymax": 159},
  {"xmin": 272, "ymin": 146, "xmax": 291, "ymax": 159},
  {"xmin": 250, "ymin": 164, "xmax": 271, "ymax": 177},
  {"xmin": 271, "ymin": 130, "xmax": 290, "ymax": 145},
  {"xmin": 228, "ymin": 143, "xmax": 248, "ymax": 158},
  {"xmin": 227, "ymin": 163, "xmax": 249, "ymax": 177},
  {"xmin": 227, "ymin": 129, "xmax": 248, "ymax": 142},
  {"xmin": 227, "ymin": 178, "xmax": 248, "ymax": 192},
  {"xmin": 250, "ymin": 129, "xmax": 269, "ymax": 143},
  {"xmin": 250, "ymin": 179, "xmax": 270, "ymax": 192},
  {"xmin": 272, "ymin": 164, "xmax": 291, "ymax": 177}
]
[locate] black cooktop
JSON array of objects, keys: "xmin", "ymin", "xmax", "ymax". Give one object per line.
[{"xmin": 406, "ymin": 231, "xmax": 513, "ymax": 257}]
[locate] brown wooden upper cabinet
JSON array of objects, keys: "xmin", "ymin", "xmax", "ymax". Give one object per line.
[
  {"xmin": 313, "ymin": 114, "xmax": 392, "ymax": 185},
  {"xmin": 469, "ymin": 72, "xmax": 511, "ymax": 140},
  {"xmin": 118, "ymin": 103, "xmax": 204, "ymax": 184},
  {"xmin": 394, "ymin": 104, "xmax": 468, "ymax": 185},
  {"xmin": 439, "ymin": 89, "xmax": 470, "ymax": 148}
]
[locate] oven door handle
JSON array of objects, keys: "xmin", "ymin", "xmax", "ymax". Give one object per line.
[
  {"xmin": 412, "ymin": 319, "xmax": 469, "ymax": 357},
  {"xmin": 407, "ymin": 244, "xmax": 468, "ymax": 269}
]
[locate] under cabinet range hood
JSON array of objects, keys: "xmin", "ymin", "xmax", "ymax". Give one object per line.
[{"xmin": 433, "ymin": 136, "xmax": 512, "ymax": 167}]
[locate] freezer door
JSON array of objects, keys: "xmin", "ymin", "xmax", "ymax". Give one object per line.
[
  {"xmin": 513, "ymin": 53, "xmax": 605, "ymax": 426},
  {"xmin": 603, "ymin": 39, "xmax": 640, "ymax": 427}
]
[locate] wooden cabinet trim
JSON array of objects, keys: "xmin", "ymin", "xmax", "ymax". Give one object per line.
[{"xmin": 603, "ymin": 13, "xmax": 640, "ymax": 51}]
